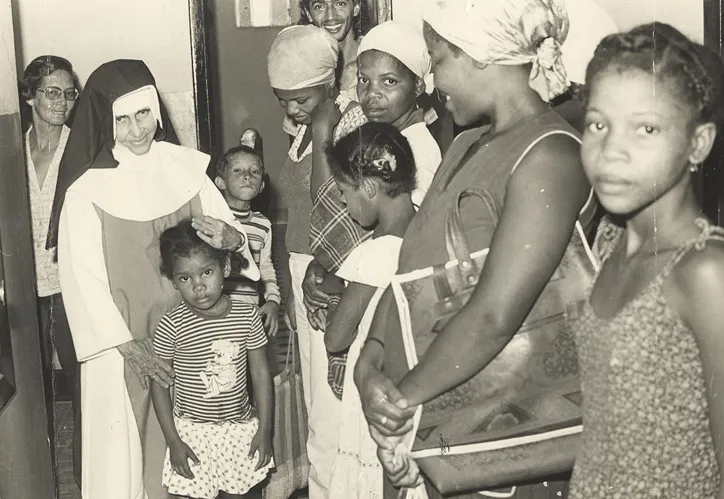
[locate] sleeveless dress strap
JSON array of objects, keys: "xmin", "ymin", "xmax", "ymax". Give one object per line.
[{"xmin": 660, "ymin": 218, "xmax": 724, "ymax": 279}]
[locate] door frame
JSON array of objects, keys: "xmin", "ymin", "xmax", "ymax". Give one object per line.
[
  {"xmin": 189, "ymin": 0, "xmax": 215, "ymax": 155},
  {"xmin": 702, "ymin": 0, "xmax": 724, "ymax": 224}
]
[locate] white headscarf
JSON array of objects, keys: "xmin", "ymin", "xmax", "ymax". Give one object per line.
[
  {"xmin": 267, "ymin": 25, "xmax": 340, "ymax": 90},
  {"xmin": 358, "ymin": 21, "xmax": 434, "ymax": 94},
  {"xmin": 423, "ymin": 0, "xmax": 571, "ymax": 102}
]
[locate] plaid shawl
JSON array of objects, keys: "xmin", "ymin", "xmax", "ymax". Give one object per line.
[{"xmin": 309, "ymin": 100, "xmax": 372, "ymax": 272}]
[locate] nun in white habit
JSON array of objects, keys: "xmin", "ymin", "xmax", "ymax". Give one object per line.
[{"xmin": 52, "ymin": 59, "xmax": 259, "ymax": 499}]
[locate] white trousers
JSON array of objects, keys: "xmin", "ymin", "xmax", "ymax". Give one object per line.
[{"xmin": 288, "ymin": 253, "xmax": 341, "ymax": 499}]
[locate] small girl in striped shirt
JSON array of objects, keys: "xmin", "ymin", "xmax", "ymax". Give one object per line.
[{"xmin": 150, "ymin": 219, "xmax": 273, "ymax": 499}]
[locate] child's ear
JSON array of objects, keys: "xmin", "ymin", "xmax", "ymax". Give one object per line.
[
  {"xmin": 214, "ymin": 176, "xmax": 227, "ymax": 191},
  {"xmin": 689, "ymin": 122, "xmax": 718, "ymax": 165},
  {"xmin": 260, "ymin": 177, "xmax": 266, "ymax": 193},
  {"xmin": 223, "ymin": 255, "xmax": 232, "ymax": 278},
  {"xmin": 170, "ymin": 279, "xmax": 179, "ymax": 291},
  {"xmin": 362, "ymin": 178, "xmax": 377, "ymax": 199},
  {"xmin": 353, "ymin": 2, "xmax": 360, "ymax": 16}
]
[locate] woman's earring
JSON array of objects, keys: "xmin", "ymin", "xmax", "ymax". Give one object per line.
[{"xmin": 689, "ymin": 162, "xmax": 702, "ymax": 173}]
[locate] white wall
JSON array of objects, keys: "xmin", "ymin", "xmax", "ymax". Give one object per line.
[
  {"xmin": 12, "ymin": 0, "xmax": 198, "ymax": 147},
  {"xmin": 392, "ymin": 0, "xmax": 703, "ymax": 42},
  {"xmin": 596, "ymin": 0, "xmax": 703, "ymax": 42}
]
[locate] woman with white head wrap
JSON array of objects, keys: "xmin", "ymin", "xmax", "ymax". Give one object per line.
[
  {"xmin": 354, "ymin": 1, "xmax": 596, "ymax": 498},
  {"xmin": 268, "ymin": 25, "xmax": 368, "ymax": 499},
  {"xmin": 355, "ymin": 20, "xmax": 442, "ymax": 208},
  {"xmin": 53, "ymin": 59, "xmax": 258, "ymax": 499}
]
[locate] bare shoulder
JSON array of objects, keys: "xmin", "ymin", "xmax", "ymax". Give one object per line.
[
  {"xmin": 670, "ymin": 238, "xmax": 724, "ymax": 292},
  {"xmin": 666, "ymin": 238, "xmax": 724, "ymax": 330},
  {"xmin": 516, "ymin": 132, "xmax": 582, "ymax": 174},
  {"xmin": 510, "ymin": 132, "xmax": 588, "ymax": 207}
]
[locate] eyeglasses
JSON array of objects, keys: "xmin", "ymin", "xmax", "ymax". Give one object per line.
[{"xmin": 36, "ymin": 86, "xmax": 80, "ymax": 101}]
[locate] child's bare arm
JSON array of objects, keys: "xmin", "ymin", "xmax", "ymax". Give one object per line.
[
  {"xmin": 150, "ymin": 364, "xmax": 200, "ymax": 479},
  {"xmin": 248, "ymin": 345, "xmax": 274, "ymax": 470},
  {"xmin": 325, "ymin": 282, "xmax": 378, "ymax": 353},
  {"xmin": 667, "ymin": 241, "xmax": 724, "ymax": 499},
  {"xmin": 150, "ymin": 377, "xmax": 179, "ymax": 445}
]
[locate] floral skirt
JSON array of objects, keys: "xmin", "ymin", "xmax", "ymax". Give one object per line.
[{"xmin": 162, "ymin": 416, "xmax": 274, "ymax": 498}]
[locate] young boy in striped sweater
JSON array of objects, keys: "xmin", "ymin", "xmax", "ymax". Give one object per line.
[{"xmin": 214, "ymin": 131, "xmax": 280, "ymax": 336}]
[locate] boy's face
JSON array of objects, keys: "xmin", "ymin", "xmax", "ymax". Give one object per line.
[{"xmin": 219, "ymin": 152, "xmax": 265, "ymax": 203}]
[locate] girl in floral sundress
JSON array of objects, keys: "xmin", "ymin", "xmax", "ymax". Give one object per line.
[{"xmin": 570, "ymin": 22, "xmax": 724, "ymax": 498}]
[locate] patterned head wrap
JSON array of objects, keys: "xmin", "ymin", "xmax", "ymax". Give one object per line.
[
  {"xmin": 423, "ymin": 0, "xmax": 570, "ymax": 101},
  {"xmin": 267, "ymin": 25, "xmax": 340, "ymax": 90},
  {"xmin": 358, "ymin": 21, "xmax": 434, "ymax": 94}
]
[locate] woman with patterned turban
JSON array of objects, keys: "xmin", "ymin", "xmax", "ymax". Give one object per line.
[
  {"xmin": 267, "ymin": 25, "xmax": 367, "ymax": 499},
  {"xmin": 354, "ymin": 0, "xmax": 598, "ymax": 497}
]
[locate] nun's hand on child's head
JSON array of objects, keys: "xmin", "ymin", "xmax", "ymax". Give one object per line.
[
  {"xmin": 302, "ymin": 259, "xmax": 330, "ymax": 313},
  {"xmin": 192, "ymin": 216, "xmax": 245, "ymax": 252},
  {"xmin": 117, "ymin": 338, "xmax": 175, "ymax": 389},
  {"xmin": 310, "ymin": 95, "xmax": 341, "ymax": 137},
  {"xmin": 168, "ymin": 438, "xmax": 200, "ymax": 480}
]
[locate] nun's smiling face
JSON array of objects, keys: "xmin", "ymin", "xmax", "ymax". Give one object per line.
[{"xmin": 115, "ymin": 107, "xmax": 158, "ymax": 155}]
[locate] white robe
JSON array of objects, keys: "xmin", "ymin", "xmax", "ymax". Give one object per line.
[{"xmin": 58, "ymin": 141, "xmax": 258, "ymax": 499}]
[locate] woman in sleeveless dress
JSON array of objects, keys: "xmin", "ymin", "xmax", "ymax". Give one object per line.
[
  {"xmin": 52, "ymin": 59, "xmax": 259, "ymax": 499},
  {"xmin": 354, "ymin": 0, "xmax": 595, "ymax": 497}
]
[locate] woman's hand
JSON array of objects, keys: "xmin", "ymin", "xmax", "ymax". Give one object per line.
[
  {"xmin": 302, "ymin": 259, "xmax": 330, "ymax": 314},
  {"xmin": 355, "ymin": 356, "xmax": 416, "ymax": 437},
  {"xmin": 117, "ymin": 338, "xmax": 174, "ymax": 389},
  {"xmin": 377, "ymin": 445, "xmax": 423, "ymax": 489},
  {"xmin": 192, "ymin": 215, "xmax": 245, "ymax": 252},
  {"xmin": 168, "ymin": 438, "xmax": 200, "ymax": 479},
  {"xmin": 249, "ymin": 426, "xmax": 274, "ymax": 471},
  {"xmin": 308, "ymin": 308, "xmax": 328, "ymax": 332}
]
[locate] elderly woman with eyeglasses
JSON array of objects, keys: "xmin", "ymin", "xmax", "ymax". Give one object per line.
[{"xmin": 19, "ymin": 54, "xmax": 82, "ymax": 489}]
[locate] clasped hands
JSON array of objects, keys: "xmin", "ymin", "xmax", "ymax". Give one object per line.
[{"xmin": 355, "ymin": 349, "xmax": 423, "ymax": 489}]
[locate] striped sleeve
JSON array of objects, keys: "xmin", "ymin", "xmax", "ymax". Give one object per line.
[
  {"xmin": 153, "ymin": 313, "xmax": 177, "ymax": 360},
  {"xmin": 246, "ymin": 307, "xmax": 267, "ymax": 350}
]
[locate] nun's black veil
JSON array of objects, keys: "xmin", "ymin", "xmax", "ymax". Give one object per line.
[{"xmin": 47, "ymin": 59, "xmax": 179, "ymax": 249}]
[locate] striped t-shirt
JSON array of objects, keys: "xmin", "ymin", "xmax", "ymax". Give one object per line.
[
  {"xmin": 225, "ymin": 208, "xmax": 281, "ymax": 306},
  {"xmin": 153, "ymin": 300, "xmax": 267, "ymax": 423}
]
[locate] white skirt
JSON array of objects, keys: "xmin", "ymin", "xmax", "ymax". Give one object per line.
[{"xmin": 162, "ymin": 416, "xmax": 273, "ymax": 498}]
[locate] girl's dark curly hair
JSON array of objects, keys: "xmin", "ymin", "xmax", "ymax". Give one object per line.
[
  {"xmin": 328, "ymin": 122, "xmax": 416, "ymax": 197},
  {"xmin": 584, "ymin": 22, "xmax": 724, "ymax": 127},
  {"xmin": 159, "ymin": 219, "xmax": 228, "ymax": 280}
]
